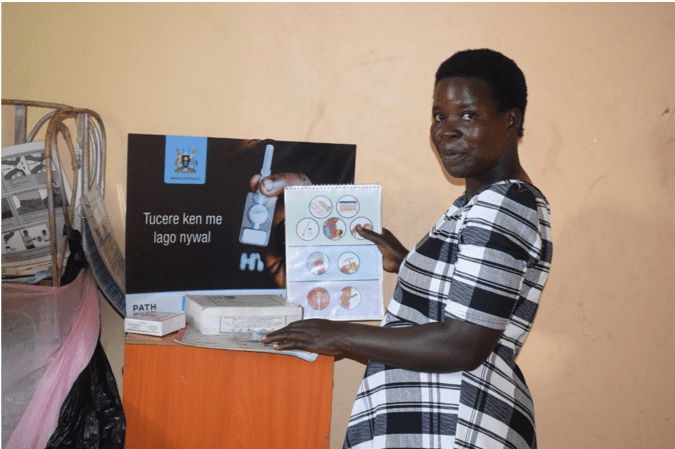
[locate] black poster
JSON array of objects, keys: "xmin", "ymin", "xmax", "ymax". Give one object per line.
[{"xmin": 125, "ymin": 134, "xmax": 355, "ymax": 313}]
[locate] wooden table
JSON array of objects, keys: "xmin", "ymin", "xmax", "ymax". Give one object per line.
[{"xmin": 123, "ymin": 334, "xmax": 334, "ymax": 449}]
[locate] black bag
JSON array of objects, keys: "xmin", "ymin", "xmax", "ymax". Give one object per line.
[{"xmin": 44, "ymin": 342, "xmax": 125, "ymax": 448}]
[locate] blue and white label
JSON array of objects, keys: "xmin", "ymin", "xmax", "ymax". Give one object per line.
[{"xmin": 164, "ymin": 135, "xmax": 208, "ymax": 184}]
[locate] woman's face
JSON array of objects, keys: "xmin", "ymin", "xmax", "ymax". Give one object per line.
[{"xmin": 431, "ymin": 77, "xmax": 514, "ymax": 192}]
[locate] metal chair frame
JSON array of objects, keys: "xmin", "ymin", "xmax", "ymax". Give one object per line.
[{"xmin": 2, "ymin": 99, "xmax": 106, "ymax": 286}]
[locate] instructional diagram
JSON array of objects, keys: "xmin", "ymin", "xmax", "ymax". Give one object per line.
[{"xmin": 284, "ymin": 184, "xmax": 383, "ymax": 320}]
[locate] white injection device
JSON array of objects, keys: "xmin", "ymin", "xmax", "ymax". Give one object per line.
[{"xmin": 239, "ymin": 144, "xmax": 277, "ymax": 246}]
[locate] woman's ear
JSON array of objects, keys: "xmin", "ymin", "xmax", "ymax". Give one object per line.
[{"xmin": 506, "ymin": 108, "xmax": 522, "ymax": 136}]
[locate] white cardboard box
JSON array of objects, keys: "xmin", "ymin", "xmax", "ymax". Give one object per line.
[
  {"xmin": 124, "ymin": 311, "xmax": 186, "ymax": 336},
  {"xmin": 185, "ymin": 294, "xmax": 303, "ymax": 335}
]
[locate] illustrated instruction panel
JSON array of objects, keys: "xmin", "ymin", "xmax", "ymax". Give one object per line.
[{"xmin": 284, "ymin": 184, "xmax": 383, "ymax": 320}]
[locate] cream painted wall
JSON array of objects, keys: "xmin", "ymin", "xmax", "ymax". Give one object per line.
[{"xmin": 3, "ymin": 3, "xmax": 674, "ymax": 448}]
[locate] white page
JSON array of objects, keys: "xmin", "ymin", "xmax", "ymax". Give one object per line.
[{"xmin": 284, "ymin": 184, "xmax": 383, "ymax": 321}]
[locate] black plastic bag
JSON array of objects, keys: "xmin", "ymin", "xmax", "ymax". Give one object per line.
[
  {"xmin": 61, "ymin": 228, "xmax": 88, "ymax": 286},
  {"xmin": 44, "ymin": 341, "xmax": 125, "ymax": 448}
]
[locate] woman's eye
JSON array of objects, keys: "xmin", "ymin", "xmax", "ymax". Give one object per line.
[
  {"xmin": 433, "ymin": 113, "xmax": 444, "ymax": 122},
  {"xmin": 460, "ymin": 112, "xmax": 475, "ymax": 121}
]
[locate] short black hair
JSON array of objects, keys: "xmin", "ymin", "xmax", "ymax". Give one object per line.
[{"xmin": 435, "ymin": 49, "xmax": 527, "ymax": 137}]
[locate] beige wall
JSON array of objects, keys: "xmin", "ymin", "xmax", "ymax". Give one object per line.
[{"xmin": 3, "ymin": 3, "xmax": 674, "ymax": 448}]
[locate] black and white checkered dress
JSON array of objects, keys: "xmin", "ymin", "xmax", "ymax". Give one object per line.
[{"xmin": 344, "ymin": 180, "xmax": 553, "ymax": 449}]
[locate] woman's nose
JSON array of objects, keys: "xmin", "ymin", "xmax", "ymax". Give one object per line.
[{"xmin": 441, "ymin": 121, "xmax": 462, "ymax": 140}]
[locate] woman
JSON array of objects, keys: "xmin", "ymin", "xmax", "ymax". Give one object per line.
[{"xmin": 262, "ymin": 49, "xmax": 553, "ymax": 449}]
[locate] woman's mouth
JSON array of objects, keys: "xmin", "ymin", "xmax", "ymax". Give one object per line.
[{"xmin": 440, "ymin": 150, "xmax": 466, "ymax": 163}]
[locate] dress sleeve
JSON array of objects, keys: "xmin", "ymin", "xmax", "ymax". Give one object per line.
[{"xmin": 444, "ymin": 184, "xmax": 543, "ymax": 330}]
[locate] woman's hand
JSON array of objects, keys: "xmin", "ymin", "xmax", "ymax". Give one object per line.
[
  {"xmin": 262, "ymin": 319, "xmax": 348, "ymax": 356},
  {"xmin": 355, "ymin": 226, "xmax": 408, "ymax": 273}
]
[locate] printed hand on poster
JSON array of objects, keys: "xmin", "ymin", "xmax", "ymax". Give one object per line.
[{"xmin": 248, "ymin": 170, "xmax": 313, "ymax": 288}]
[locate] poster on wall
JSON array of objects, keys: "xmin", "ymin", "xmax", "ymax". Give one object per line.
[{"xmin": 125, "ymin": 134, "xmax": 356, "ymax": 316}]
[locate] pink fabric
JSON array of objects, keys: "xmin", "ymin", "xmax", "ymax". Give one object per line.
[{"xmin": 2, "ymin": 269, "xmax": 100, "ymax": 449}]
